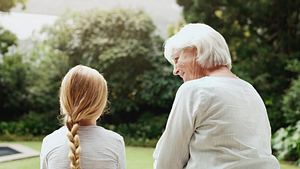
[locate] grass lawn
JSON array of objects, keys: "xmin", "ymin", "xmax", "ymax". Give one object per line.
[{"xmin": 0, "ymin": 141, "xmax": 299, "ymax": 169}]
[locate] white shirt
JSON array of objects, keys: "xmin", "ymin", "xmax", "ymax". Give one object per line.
[
  {"xmin": 153, "ymin": 76, "xmax": 280, "ymax": 169},
  {"xmin": 40, "ymin": 125, "xmax": 126, "ymax": 169}
]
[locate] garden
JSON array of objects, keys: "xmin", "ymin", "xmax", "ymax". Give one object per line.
[{"xmin": 0, "ymin": 0, "xmax": 299, "ymax": 168}]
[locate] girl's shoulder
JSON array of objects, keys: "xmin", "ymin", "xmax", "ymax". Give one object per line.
[
  {"xmin": 40, "ymin": 126, "xmax": 68, "ymax": 157},
  {"xmin": 94, "ymin": 126, "xmax": 124, "ymax": 142}
]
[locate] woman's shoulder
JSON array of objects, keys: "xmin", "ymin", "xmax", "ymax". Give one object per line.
[{"xmin": 176, "ymin": 78, "xmax": 213, "ymax": 97}]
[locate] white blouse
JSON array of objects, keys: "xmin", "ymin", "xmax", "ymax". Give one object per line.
[
  {"xmin": 40, "ymin": 125, "xmax": 126, "ymax": 169},
  {"xmin": 153, "ymin": 76, "xmax": 280, "ymax": 169}
]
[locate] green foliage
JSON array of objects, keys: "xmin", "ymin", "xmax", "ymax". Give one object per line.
[
  {"xmin": 109, "ymin": 113, "xmax": 167, "ymax": 139},
  {"xmin": 40, "ymin": 9, "xmax": 180, "ymax": 123},
  {"xmin": 0, "ymin": 26, "xmax": 17, "ymax": 55},
  {"xmin": 44, "ymin": 9, "xmax": 156, "ymax": 67},
  {"xmin": 102, "ymin": 113, "xmax": 168, "ymax": 147},
  {"xmin": 26, "ymin": 44, "xmax": 69, "ymax": 113},
  {"xmin": 0, "ymin": 53, "xmax": 31, "ymax": 120},
  {"xmin": 273, "ymin": 121, "xmax": 300, "ymax": 166},
  {"xmin": 0, "ymin": 7, "xmax": 32, "ymax": 122},
  {"xmin": 0, "ymin": 112, "xmax": 166, "ymax": 146},
  {"xmin": 282, "ymin": 76, "xmax": 300, "ymax": 125},
  {"xmin": 0, "ymin": 9, "xmax": 179, "ymax": 141},
  {"xmin": 176, "ymin": 0, "xmax": 300, "ymax": 132},
  {"xmin": 0, "ymin": 112, "xmax": 60, "ymax": 136},
  {"xmin": 0, "ymin": 0, "xmax": 26, "ymax": 12},
  {"xmin": 167, "ymin": 19, "xmax": 186, "ymax": 37}
]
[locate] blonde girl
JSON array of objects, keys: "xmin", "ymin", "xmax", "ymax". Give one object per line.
[{"xmin": 40, "ymin": 65, "xmax": 126, "ymax": 169}]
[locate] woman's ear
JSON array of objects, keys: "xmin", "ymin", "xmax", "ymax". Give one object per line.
[{"xmin": 191, "ymin": 46, "xmax": 198, "ymax": 57}]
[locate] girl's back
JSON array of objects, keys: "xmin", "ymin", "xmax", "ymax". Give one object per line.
[
  {"xmin": 40, "ymin": 65, "xmax": 126, "ymax": 169},
  {"xmin": 40, "ymin": 126, "xmax": 125, "ymax": 169}
]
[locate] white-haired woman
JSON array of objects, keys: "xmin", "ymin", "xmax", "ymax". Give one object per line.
[
  {"xmin": 40, "ymin": 65, "xmax": 126, "ymax": 169},
  {"xmin": 153, "ymin": 23, "xmax": 280, "ymax": 169}
]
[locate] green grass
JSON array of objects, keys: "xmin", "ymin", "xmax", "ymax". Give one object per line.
[
  {"xmin": 0, "ymin": 141, "xmax": 153, "ymax": 169},
  {"xmin": 281, "ymin": 162, "xmax": 300, "ymax": 169},
  {"xmin": 0, "ymin": 141, "xmax": 299, "ymax": 169}
]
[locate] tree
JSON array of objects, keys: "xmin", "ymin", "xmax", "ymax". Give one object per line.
[
  {"xmin": 0, "ymin": 53, "xmax": 31, "ymax": 120},
  {"xmin": 0, "ymin": 26, "xmax": 17, "ymax": 55},
  {"xmin": 0, "ymin": 0, "xmax": 26, "ymax": 12},
  {"xmin": 34, "ymin": 9, "xmax": 180, "ymax": 124},
  {"xmin": 26, "ymin": 44, "xmax": 69, "ymax": 114},
  {"xmin": 176, "ymin": 0, "xmax": 300, "ymax": 131},
  {"xmin": 0, "ymin": 1, "xmax": 28, "ymax": 120}
]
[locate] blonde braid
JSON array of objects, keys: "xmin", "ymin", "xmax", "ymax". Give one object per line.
[
  {"xmin": 59, "ymin": 65, "xmax": 108, "ymax": 169},
  {"xmin": 66, "ymin": 117, "xmax": 81, "ymax": 169}
]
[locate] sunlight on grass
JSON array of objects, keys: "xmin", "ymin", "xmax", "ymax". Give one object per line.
[
  {"xmin": 0, "ymin": 157, "xmax": 39, "ymax": 169},
  {"xmin": 281, "ymin": 162, "xmax": 300, "ymax": 169},
  {"xmin": 126, "ymin": 147, "xmax": 154, "ymax": 169}
]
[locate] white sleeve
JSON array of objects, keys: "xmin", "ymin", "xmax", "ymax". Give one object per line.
[
  {"xmin": 153, "ymin": 84, "xmax": 205, "ymax": 169},
  {"xmin": 118, "ymin": 137, "xmax": 126, "ymax": 169},
  {"xmin": 40, "ymin": 138, "xmax": 48, "ymax": 169}
]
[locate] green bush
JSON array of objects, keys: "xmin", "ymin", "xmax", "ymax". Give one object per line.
[
  {"xmin": 0, "ymin": 112, "xmax": 166, "ymax": 147},
  {"xmin": 102, "ymin": 114, "xmax": 168, "ymax": 147},
  {"xmin": 282, "ymin": 76, "xmax": 300, "ymax": 125},
  {"xmin": 123, "ymin": 137, "xmax": 158, "ymax": 147},
  {"xmin": 0, "ymin": 121, "xmax": 19, "ymax": 135},
  {"xmin": 272, "ymin": 121, "xmax": 300, "ymax": 166},
  {"xmin": 0, "ymin": 53, "xmax": 31, "ymax": 120},
  {"xmin": 0, "ymin": 112, "xmax": 60, "ymax": 137},
  {"xmin": 0, "ymin": 26, "xmax": 17, "ymax": 55},
  {"xmin": 18, "ymin": 112, "xmax": 60, "ymax": 135}
]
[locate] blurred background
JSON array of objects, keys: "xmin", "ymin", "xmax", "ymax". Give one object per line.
[{"xmin": 0, "ymin": 0, "xmax": 299, "ymax": 168}]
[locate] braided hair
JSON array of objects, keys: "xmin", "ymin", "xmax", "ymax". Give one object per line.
[
  {"xmin": 66, "ymin": 118, "xmax": 81, "ymax": 169},
  {"xmin": 59, "ymin": 65, "xmax": 108, "ymax": 169}
]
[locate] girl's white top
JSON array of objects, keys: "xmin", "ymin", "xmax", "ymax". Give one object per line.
[
  {"xmin": 40, "ymin": 125, "xmax": 126, "ymax": 169},
  {"xmin": 153, "ymin": 76, "xmax": 280, "ymax": 169}
]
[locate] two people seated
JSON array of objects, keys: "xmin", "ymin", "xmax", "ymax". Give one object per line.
[{"xmin": 40, "ymin": 23, "xmax": 280, "ymax": 169}]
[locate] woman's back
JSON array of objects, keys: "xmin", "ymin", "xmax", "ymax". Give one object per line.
[{"xmin": 40, "ymin": 126, "xmax": 125, "ymax": 169}]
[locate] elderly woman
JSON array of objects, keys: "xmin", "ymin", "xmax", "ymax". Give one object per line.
[{"xmin": 153, "ymin": 23, "xmax": 280, "ymax": 169}]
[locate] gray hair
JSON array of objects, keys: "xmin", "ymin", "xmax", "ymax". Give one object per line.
[{"xmin": 164, "ymin": 23, "xmax": 232, "ymax": 69}]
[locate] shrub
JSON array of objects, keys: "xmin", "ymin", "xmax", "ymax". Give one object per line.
[
  {"xmin": 272, "ymin": 121, "xmax": 300, "ymax": 166},
  {"xmin": 282, "ymin": 76, "xmax": 300, "ymax": 125},
  {"xmin": 0, "ymin": 53, "xmax": 31, "ymax": 120},
  {"xmin": 0, "ymin": 26, "xmax": 17, "ymax": 55},
  {"xmin": 102, "ymin": 113, "xmax": 168, "ymax": 147},
  {"xmin": 0, "ymin": 112, "xmax": 60, "ymax": 138}
]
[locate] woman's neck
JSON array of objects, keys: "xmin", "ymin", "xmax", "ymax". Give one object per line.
[{"xmin": 207, "ymin": 66, "xmax": 238, "ymax": 78}]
